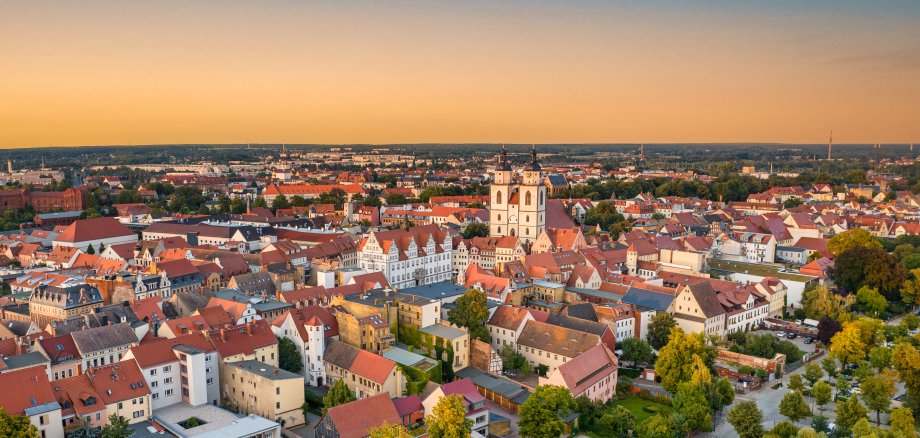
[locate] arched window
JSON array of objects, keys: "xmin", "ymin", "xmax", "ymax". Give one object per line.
[
  {"xmin": 497, "ymin": 226, "xmax": 502, "ymax": 234},
  {"xmin": 498, "ymin": 214, "xmax": 502, "ymax": 221},
  {"xmin": 510, "ymin": 228, "xmax": 516, "ymax": 236},
  {"xmin": 525, "ymin": 191, "xmax": 532, "ymax": 206},
  {"xmin": 496, "ymin": 191, "xmax": 503, "ymax": 205},
  {"xmin": 526, "ymin": 215, "xmax": 530, "ymax": 223}
]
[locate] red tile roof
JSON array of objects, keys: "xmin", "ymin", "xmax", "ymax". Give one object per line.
[
  {"xmin": 322, "ymin": 393, "xmax": 401, "ymax": 438},
  {"xmin": 206, "ymin": 320, "xmax": 277, "ymax": 358},
  {"xmin": 85, "ymin": 360, "xmax": 150, "ymax": 404},
  {"xmin": 0, "ymin": 367, "xmax": 57, "ymax": 415},
  {"xmin": 55, "ymin": 217, "xmax": 136, "ymax": 243}
]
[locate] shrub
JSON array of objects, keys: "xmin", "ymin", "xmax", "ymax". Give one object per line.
[{"xmin": 643, "ymin": 405, "xmax": 659, "ymax": 413}]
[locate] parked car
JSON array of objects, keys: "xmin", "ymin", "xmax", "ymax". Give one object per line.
[
  {"xmin": 777, "ymin": 331, "xmax": 786, "ymax": 338},
  {"xmin": 786, "ymin": 332, "xmax": 798, "ymax": 339},
  {"xmin": 803, "ymin": 337, "xmax": 814, "ymax": 344}
]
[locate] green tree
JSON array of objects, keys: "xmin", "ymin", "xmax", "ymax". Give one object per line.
[
  {"xmin": 889, "ymin": 407, "xmax": 916, "ymax": 438},
  {"xmin": 253, "ymin": 197, "xmax": 268, "ymax": 209},
  {"xmin": 230, "ymin": 196, "xmax": 247, "ymax": 214},
  {"xmin": 835, "ymin": 376, "xmax": 850, "ymax": 397},
  {"xmin": 892, "ymin": 343, "xmax": 920, "ymax": 415},
  {"xmin": 322, "ymin": 380, "xmax": 356, "ymax": 413},
  {"xmin": 834, "ymin": 395, "xmax": 868, "ymax": 430},
  {"xmin": 820, "ymin": 357, "xmax": 837, "ymax": 381},
  {"xmin": 368, "ymin": 422, "xmax": 411, "ymax": 438},
  {"xmin": 277, "ymin": 336, "xmax": 303, "ymax": 373},
  {"xmin": 583, "ymin": 202, "xmax": 625, "ymax": 229},
  {"xmin": 498, "ymin": 344, "xmax": 528, "ymax": 374},
  {"xmin": 635, "ymin": 413, "xmax": 687, "ymax": 438},
  {"xmin": 830, "ymin": 321, "xmax": 869, "ymax": 366},
  {"xmin": 861, "ymin": 374, "xmax": 896, "ymax": 425},
  {"xmin": 447, "ymin": 289, "xmax": 490, "ymax": 342},
  {"xmin": 769, "ymin": 421, "xmax": 799, "ymax": 438},
  {"xmin": 803, "ymin": 362, "xmax": 823, "ymax": 386},
  {"xmin": 290, "ymin": 195, "xmax": 310, "ymax": 207},
  {"xmin": 271, "ymin": 194, "xmax": 291, "ymax": 211},
  {"xmin": 902, "ymin": 272, "xmax": 920, "ymax": 310},
  {"xmin": 597, "ymin": 405, "xmax": 635, "ymax": 437},
  {"xmin": 802, "ymin": 285, "xmax": 853, "ymax": 320},
  {"xmin": 0, "ymin": 407, "xmax": 38, "ymax": 438},
  {"xmin": 428, "ymin": 394, "xmax": 473, "ymax": 438},
  {"xmin": 828, "ymin": 229, "xmax": 882, "ymax": 257},
  {"xmin": 813, "ymin": 380, "xmax": 832, "ymax": 413},
  {"xmin": 101, "ymin": 414, "xmax": 132, "ymax": 438},
  {"xmin": 518, "ymin": 385, "xmax": 573, "ymax": 438},
  {"xmin": 779, "ymin": 391, "xmax": 812, "ymax": 424},
  {"xmin": 727, "ymin": 400, "xmax": 764, "ymax": 438},
  {"xmin": 86, "ymin": 244, "xmax": 96, "ymax": 255},
  {"xmin": 856, "ymin": 286, "xmax": 887, "ymax": 317},
  {"xmin": 654, "ymin": 328, "xmax": 716, "ymax": 392},
  {"xmin": 673, "ymin": 381, "xmax": 713, "ymax": 432},
  {"xmin": 787, "ymin": 374, "xmax": 805, "ymax": 393},
  {"xmin": 461, "ymin": 222, "xmax": 488, "ymax": 239},
  {"xmin": 867, "ymin": 346, "xmax": 891, "ymax": 371},
  {"xmin": 795, "ymin": 427, "xmax": 818, "ymax": 438},
  {"xmin": 646, "ymin": 312, "xmax": 677, "ymax": 350},
  {"xmin": 832, "ymin": 246, "xmax": 906, "ymax": 298},
  {"xmin": 620, "ymin": 337, "xmax": 654, "ymax": 365}
]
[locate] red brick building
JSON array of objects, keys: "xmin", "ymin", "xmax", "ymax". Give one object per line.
[{"xmin": 0, "ymin": 187, "xmax": 88, "ymax": 213}]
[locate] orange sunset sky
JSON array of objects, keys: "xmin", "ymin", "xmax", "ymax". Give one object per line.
[{"xmin": 1, "ymin": 0, "xmax": 919, "ymax": 148}]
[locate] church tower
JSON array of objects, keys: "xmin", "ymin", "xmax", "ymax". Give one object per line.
[
  {"xmin": 517, "ymin": 145, "xmax": 546, "ymax": 242},
  {"xmin": 489, "ymin": 146, "xmax": 546, "ymax": 244},
  {"xmin": 490, "ymin": 146, "xmax": 512, "ymax": 238}
]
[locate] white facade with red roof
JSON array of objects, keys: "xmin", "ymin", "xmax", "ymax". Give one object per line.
[
  {"xmin": 357, "ymin": 224, "xmax": 454, "ymax": 289},
  {"xmin": 52, "ymin": 217, "xmax": 138, "ymax": 252},
  {"xmin": 539, "ymin": 343, "xmax": 618, "ymax": 402}
]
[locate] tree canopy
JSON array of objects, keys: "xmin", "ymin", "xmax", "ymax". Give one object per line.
[
  {"xmin": 727, "ymin": 400, "xmax": 764, "ymax": 438},
  {"xmin": 427, "ymin": 394, "xmax": 473, "ymax": 438},
  {"xmin": 323, "ymin": 380, "xmax": 356, "ymax": 413},
  {"xmin": 655, "ymin": 328, "xmax": 716, "ymax": 393},
  {"xmin": 518, "ymin": 385, "xmax": 574, "ymax": 438},
  {"xmin": 646, "ymin": 312, "xmax": 677, "ymax": 350},
  {"xmin": 447, "ymin": 289, "xmax": 490, "ymax": 342},
  {"xmin": 278, "ymin": 336, "xmax": 303, "ymax": 373}
]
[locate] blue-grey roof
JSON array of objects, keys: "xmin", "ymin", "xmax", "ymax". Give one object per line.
[
  {"xmin": 1, "ymin": 352, "xmax": 50, "ymax": 371},
  {"xmin": 399, "ymin": 282, "xmax": 467, "ymax": 300},
  {"xmin": 545, "ymin": 174, "xmax": 568, "ymax": 187},
  {"xmin": 35, "ymin": 210, "xmax": 83, "ymax": 220},
  {"xmin": 382, "ymin": 347, "xmax": 438, "ymax": 370},
  {"xmin": 777, "ymin": 246, "xmax": 807, "ymax": 253},
  {"xmin": 455, "ymin": 367, "xmax": 531, "ymax": 404},
  {"xmin": 420, "ymin": 323, "xmax": 467, "ymax": 340},
  {"xmin": 533, "ymin": 280, "xmax": 564, "ymax": 288},
  {"xmin": 621, "ymin": 287, "xmax": 676, "ymax": 312},
  {"xmin": 24, "ymin": 401, "xmax": 62, "ymax": 416}
]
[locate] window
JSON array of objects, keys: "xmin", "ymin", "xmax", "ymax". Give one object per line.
[
  {"xmin": 525, "ymin": 191, "xmax": 532, "ymax": 206},
  {"xmin": 495, "ymin": 191, "xmax": 503, "ymax": 204}
]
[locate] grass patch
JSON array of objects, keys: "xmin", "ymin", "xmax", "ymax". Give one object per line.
[{"xmin": 609, "ymin": 396, "xmax": 673, "ymax": 426}]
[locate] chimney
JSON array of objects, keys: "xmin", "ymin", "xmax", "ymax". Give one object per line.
[
  {"xmin": 246, "ymin": 321, "xmax": 252, "ymax": 336},
  {"xmin": 220, "ymin": 327, "xmax": 226, "ymax": 342}
]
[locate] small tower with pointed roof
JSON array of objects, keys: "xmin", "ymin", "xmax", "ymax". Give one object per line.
[{"xmin": 626, "ymin": 243, "xmax": 638, "ymax": 276}]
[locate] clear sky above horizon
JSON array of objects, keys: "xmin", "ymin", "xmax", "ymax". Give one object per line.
[{"xmin": 1, "ymin": 0, "xmax": 919, "ymax": 148}]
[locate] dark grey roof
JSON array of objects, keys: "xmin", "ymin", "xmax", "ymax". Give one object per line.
[
  {"xmin": 50, "ymin": 303, "xmax": 141, "ymax": 335},
  {"xmin": 545, "ymin": 174, "xmax": 568, "ymax": 187},
  {"xmin": 230, "ymin": 272, "xmax": 275, "ymax": 295},
  {"xmin": 563, "ymin": 303, "xmax": 598, "ymax": 322},
  {"xmin": 686, "ymin": 282, "xmax": 726, "ymax": 318},
  {"xmin": 228, "ymin": 360, "xmax": 300, "ymax": 380},
  {"xmin": 399, "ymin": 282, "xmax": 466, "ymax": 300},
  {"xmin": 1, "ymin": 352, "xmax": 49, "ymax": 371},
  {"xmin": 621, "ymin": 287, "xmax": 676, "ymax": 312},
  {"xmin": 546, "ymin": 312, "xmax": 606, "ymax": 337},
  {"xmin": 322, "ymin": 339, "xmax": 360, "ymax": 370},
  {"xmin": 71, "ymin": 322, "xmax": 138, "ymax": 354}
]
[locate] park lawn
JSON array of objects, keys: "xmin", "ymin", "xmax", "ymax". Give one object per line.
[
  {"xmin": 610, "ymin": 396, "xmax": 673, "ymax": 425},
  {"xmin": 582, "ymin": 396, "xmax": 673, "ymax": 438}
]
